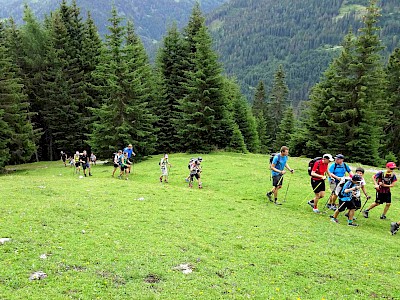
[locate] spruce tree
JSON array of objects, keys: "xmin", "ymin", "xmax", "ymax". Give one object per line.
[
  {"xmin": 252, "ymin": 81, "xmax": 270, "ymax": 153},
  {"xmin": 275, "ymin": 105, "xmax": 295, "ymax": 150},
  {"xmin": 384, "ymin": 47, "xmax": 400, "ymax": 159},
  {"xmin": 154, "ymin": 23, "xmax": 186, "ymax": 153}
]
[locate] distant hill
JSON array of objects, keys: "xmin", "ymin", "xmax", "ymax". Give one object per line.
[
  {"xmin": 0, "ymin": 0, "xmax": 227, "ymax": 57},
  {"xmin": 207, "ymin": 0, "xmax": 400, "ymax": 104}
]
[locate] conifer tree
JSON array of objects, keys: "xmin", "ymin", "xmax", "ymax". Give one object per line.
[
  {"xmin": 252, "ymin": 81, "xmax": 269, "ymax": 153},
  {"xmin": 385, "ymin": 47, "xmax": 400, "ymax": 159},
  {"xmin": 0, "ymin": 21, "xmax": 36, "ymax": 166},
  {"xmin": 275, "ymin": 105, "xmax": 295, "ymax": 150},
  {"xmin": 267, "ymin": 65, "xmax": 289, "ymax": 147},
  {"xmin": 154, "ymin": 23, "xmax": 186, "ymax": 153},
  {"xmin": 252, "ymin": 80, "xmax": 267, "ymax": 117},
  {"xmin": 176, "ymin": 24, "xmax": 234, "ymax": 152}
]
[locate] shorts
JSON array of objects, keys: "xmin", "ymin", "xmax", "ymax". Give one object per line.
[
  {"xmin": 329, "ymin": 180, "xmax": 338, "ymax": 193},
  {"xmin": 62, "ymin": 157, "xmax": 66, "ymax": 162},
  {"xmin": 120, "ymin": 165, "xmax": 127, "ymax": 171},
  {"xmin": 338, "ymin": 199, "xmax": 357, "ymax": 212},
  {"xmin": 82, "ymin": 163, "xmax": 90, "ymax": 170},
  {"xmin": 376, "ymin": 192, "xmax": 391, "ymax": 204},
  {"xmin": 311, "ymin": 179, "xmax": 325, "ymax": 193},
  {"xmin": 161, "ymin": 167, "xmax": 168, "ymax": 176},
  {"xmin": 272, "ymin": 174, "xmax": 284, "ymax": 187},
  {"xmin": 75, "ymin": 162, "xmax": 80, "ymax": 168},
  {"xmin": 190, "ymin": 173, "xmax": 200, "ymax": 180},
  {"xmin": 114, "ymin": 163, "xmax": 119, "ymax": 168},
  {"xmin": 353, "ymin": 197, "xmax": 361, "ymax": 210}
]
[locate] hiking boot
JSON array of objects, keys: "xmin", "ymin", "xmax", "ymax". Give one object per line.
[
  {"xmin": 313, "ymin": 208, "xmax": 320, "ymax": 214},
  {"xmin": 185, "ymin": 178, "xmax": 189, "ymax": 183},
  {"xmin": 198, "ymin": 185, "xmax": 202, "ymax": 189},
  {"xmin": 266, "ymin": 192, "xmax": 273, "ymax": 202},
  {"xmin": 326, "ymin": 204, "xmax": 332, "ymax": 209},
  {"xmin": 348, "ymin": 222, "xmax": 359, "ymax": 227},
  {"xmin": 380, "ymin": 215, "xmax": 387, "ymax": 220},
  {"xmin": 362, "ymin": 210, "xmax": 369, "ymax": 218},
  {"xmin": 390, "ymin": 222, "xmax": 399, "ymax": 235},
  {"xmin": 89, "ymin": 173, "xmax": 92, "ymax": 176},
  {"xmin": 307, "ymin": 200, "xmax": 314, "ymax": 208},
  {"xmin": 274, "ymin": 201, "xmax": 282, "ymax": 206},
  {"xmin": 330, "ymin": 216, "xmax": 339, "ymax": 223}
]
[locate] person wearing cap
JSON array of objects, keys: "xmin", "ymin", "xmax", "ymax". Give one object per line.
[
  {"xmin": 308, "ymin": 154, "xmax": 334, "ymax": 213},
  {"xmin": 363, "ymin": 162, "xmax": 397, "ymax": 219},
  {"xmin": 330, "ymin": 174, "xmax": 363, "ymax": 226},
  {"xmin": 159, "ymin": 154, "xmax": 172, "ymax": 183},
  {"xmin": 327, "ymin": 154, "xmax": 353, "ymax": 210},
  {"xmin": 112, "ymin": 150, "xmax": 123, "ymax": 177},
  {"xmin": 123, "ymin": 144, "xmax": 136, "ymax": 173},
  {"xmin": 266, "ymin": 146, "xmax": 294, "ymax": 205}
]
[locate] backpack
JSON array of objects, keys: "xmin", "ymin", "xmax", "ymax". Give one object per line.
[
  {"xmin": 333, "ymin": 162, "xmax": 350, "ymax": 173},
  {"xmin": 307, "ymin": 157, "xmax": 322, "ymax": 176},
  {"xmin": 335, "ymin": 177, "xmax": 352, "ymax": 198},
  {"xmin": 269, "ymin": 153, "xmax": 280, "ymax": 170}
]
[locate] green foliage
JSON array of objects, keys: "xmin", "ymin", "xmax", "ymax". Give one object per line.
[{"xmin": 275, "ymin": 105, "xmax": 295, "ymax": 150}]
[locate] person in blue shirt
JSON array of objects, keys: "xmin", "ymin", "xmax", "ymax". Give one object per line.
[
  {"xmin": 330, "ymin": 174, "xmax": 362, "ymax": 226},
  {"xmin": 327, "ymin": 154, "xmax": 353, "ymax": 210},
  {"xmin": 123, "ymin": 144, "xmax": 136, "ymax": 173},
  {"xmin": 266, "ymin": 146, "xmax": 294, "ymax": 205}
]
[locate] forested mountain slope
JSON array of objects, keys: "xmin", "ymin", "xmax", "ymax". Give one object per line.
[
  {"xmin": 208, "ymin": 0, "xmax": 400, "ymax": 103},
  {"xmin": 0, "ymin": 0, "xmax": 227, "ymax": 53}
]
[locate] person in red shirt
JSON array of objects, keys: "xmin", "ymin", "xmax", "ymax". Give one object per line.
[{"xmin": 307, "ymin": 154, "xmax": 334, "ymax": 213}]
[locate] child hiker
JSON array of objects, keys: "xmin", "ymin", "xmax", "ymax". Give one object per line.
[{"xmin": 159, "ymin": 154, "xmax": 172, "ymax": 183}]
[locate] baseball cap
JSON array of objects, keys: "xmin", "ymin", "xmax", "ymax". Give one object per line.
[
  {"xmin": 352, "ymin": 174, "xmax": 362, "ymax": 182},
  {"xmin": 323, "ymin": 154, "xmax": 334, "ymax": 162},
  {"xmin": 165, "ymin": 154, "xmax": 168, "ymax": 158},
  {"xmin": 386, "ymin": 162, "xmax": 397, "ymax": 169},
  {"xmin": 335, "ymin": 154, "xmax": 345, "ymax": 159}
]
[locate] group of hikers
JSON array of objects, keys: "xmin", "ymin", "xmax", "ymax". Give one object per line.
[{"xmin": 267, "ymin": 146, "xmax": 399, "ymax": 235}]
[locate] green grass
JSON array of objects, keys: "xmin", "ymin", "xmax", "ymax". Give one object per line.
[{"xmin": 1, "ymin": 152, "xmax": 400, "ymax": 299}]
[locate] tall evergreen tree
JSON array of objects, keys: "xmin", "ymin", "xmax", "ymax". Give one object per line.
[
  {"xmin": 154, "ymin": 23, "xmax": 186, "ymax": 153},
  {"xmin": 385, "ymin": 47, "xmax": 400, "ymax": 159},
  {"xmin": 252, "ymin": 80, "xmax": 270, "ymax": 153},
  {"xmin": 267, "ymin": 64, "xmax": 289, "ymax": 149},
  {"xmin": 0, "ymin": 21, "xmax": 36, "ymax": 166},
  {"xmin": 275, "ymin": 105, "xmax": 295, "ymax": 150}
]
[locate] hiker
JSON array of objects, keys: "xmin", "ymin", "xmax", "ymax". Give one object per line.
[
  {"xmin": 390, "ymin": 221, "xmax": 400, "ymax": 235},
  {"xmin": 363, "ymin": 162, "xmax": 397, "ymax": 220},
  {"xmin": 74, "ymin": 151, "xmax": 81, "ymax": 173},
  {"xmin": 123, "ymin": 144, "xmax": 136, "ymax": 173},
  {"xmin": 112, "ymin": 150, "xmax": 122, "ymax": 177},
  {"xmin": 307, "ymin": 154, "xmax": 334, "ymax": 213},
  {"xmin": 185, "ymin": 158, "xmax": 196, "ymax": 182},
  {"xmin": 330, "ymin": 174, "xmax": 362, "ymax": 226},
  {"xmin": 80, "ymin": 150, "xmax": 92, "ymax": 177},
  {"xmin": 118, "ymin": 151, "xmax": 130, "ymax": 180},
  {"xmin": 266, "ymin": 146, "xmax": 294, "ymax": 205},
  {"xmin": 189, "ymin": 157, "xmax": 202, "ymax": 188},
  {"xmin": 327, "ymin": 154, "xmax": 353, "ymax": 210},
  {"xmin": 159, "ymin": 154, "xmax": 172, "ymax": 183},
  {"xmin": 61, "ymin": 151, "xmax": 68, "ymax": 167},
  {"xmin": 90, "ymin": 152, "xmax": 97, "ymax": 165}
]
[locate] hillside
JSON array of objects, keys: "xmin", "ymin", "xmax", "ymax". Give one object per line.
[
  {"xmin": 207, "ymin": 0, "xmax": 400, "ymax": 103},
  {"xmin": 0, "ymin": 0, "xmax": 227, "ymax": 55}
]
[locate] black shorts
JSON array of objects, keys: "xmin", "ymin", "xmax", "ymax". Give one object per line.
[
  {"xmin": 82, "ymin": 163, "xmax": 90, "ymax": 170},
  {"xmin": 190, "ymin": 173, "xmax": 200, "ymax": 180},
  {"xmin": 75, "ymin": 162, "xmax": 80, "ymax": 167},
  {"xmin": 353, "ymin": 198, "xmax": 361, "ymax": 210},
  {"xmin": 338, "ymin": 199, "xmax": 357, "ymax": 212},
  {"xmin": 311, "ymin": 179, "xmax": 325, "ymax": 193},
  {"xmin": 114, "ymin": 163, "xmax": 119, "ymax": 168},
  {"xmin": 120, "ymin": 165, "xmax": 127, "ymax": 171},
  {"xmin": 272, "ymin": 174, "xmax": 284, "ymax": 187},
  {"xmin": 376, "ymin": 192, "xmax": 391, "ymax": 204}
]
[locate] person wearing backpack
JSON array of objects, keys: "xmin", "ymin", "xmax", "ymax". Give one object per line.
[
  {"xmin": 307, "ymin": 154, "xmax": 334, "ymax": 213},
  {"xmin": 159, "ymin": 154, "xmax": 172, "ymax": 183},
  {"xmin": 330, "ymin": 174, "xmax": 362, "ymax": 226},
  {"xmin": 326, "ymin": 154, "xmax": 353, "ymax": 210},
  {"xmin": 112, "ymin": 150, "xmax": 122, "ymax": 177},
  {"xmin": 362, "ymin": 162, "xmax": 397, "ymax": 220},
  {"xmin": 266, "ymin": 146, "xmax": 294, "ymax": 205}
]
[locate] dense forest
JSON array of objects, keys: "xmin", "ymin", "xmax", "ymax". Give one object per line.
[
  {"xmin": 208, "ymin": 0, "xmax": 400, "ymax": 103},
  {"xmin": 0, "ymin": 0, "xmax": 399, "ymax": 171}
]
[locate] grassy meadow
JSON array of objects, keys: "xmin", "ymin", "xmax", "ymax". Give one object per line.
[{"xmin": 0, "ymin": 152, "xmax": 399, "ymax": 300}]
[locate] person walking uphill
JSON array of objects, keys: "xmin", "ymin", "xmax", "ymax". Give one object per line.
[
  {"xmin": 327, "ymin": 154, "xmax": 353, "ymax": 210},
  {"xmin": 363, "ymin": 162, "xmax": 397, "ymax": 220},
  {"xmin": 266, "ymin": 146, "xmax": 294, "ymax": 205},
  {"xmin": 307, "ymin": 154, "xmax": 334, "ymax": 213},
  {"xmin": 159, "ymin": 154, "xmax": 172, "ymax": 183}
]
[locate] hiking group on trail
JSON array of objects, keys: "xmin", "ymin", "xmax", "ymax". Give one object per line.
[{"xmin": 266, "ymin": 146, "xmax": 398, "ymax": 234}]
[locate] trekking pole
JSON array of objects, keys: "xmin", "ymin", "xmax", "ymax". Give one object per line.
[
  {"xmin": 301, "ymin": 181, "xmax": 322, "ymax": 205},
  {"xmin": 283, "ymin": 173, "xmax": 292, "ymax": 202},
  {"xmin": 356, "ymin": 196, "xmax": 370, "ymax": 219}
]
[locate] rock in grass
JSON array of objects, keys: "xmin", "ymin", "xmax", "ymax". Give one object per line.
[
  {"xmin": 29, "ymin": 271, "xmax": 48, "ymax": 280},
  {"xmin": 0, "ymin": 238, "xmax": 11, "ymax": 245},
  {"xmin": 173, "ymin": 263, "xmax": 194, "ymax": 274}
]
